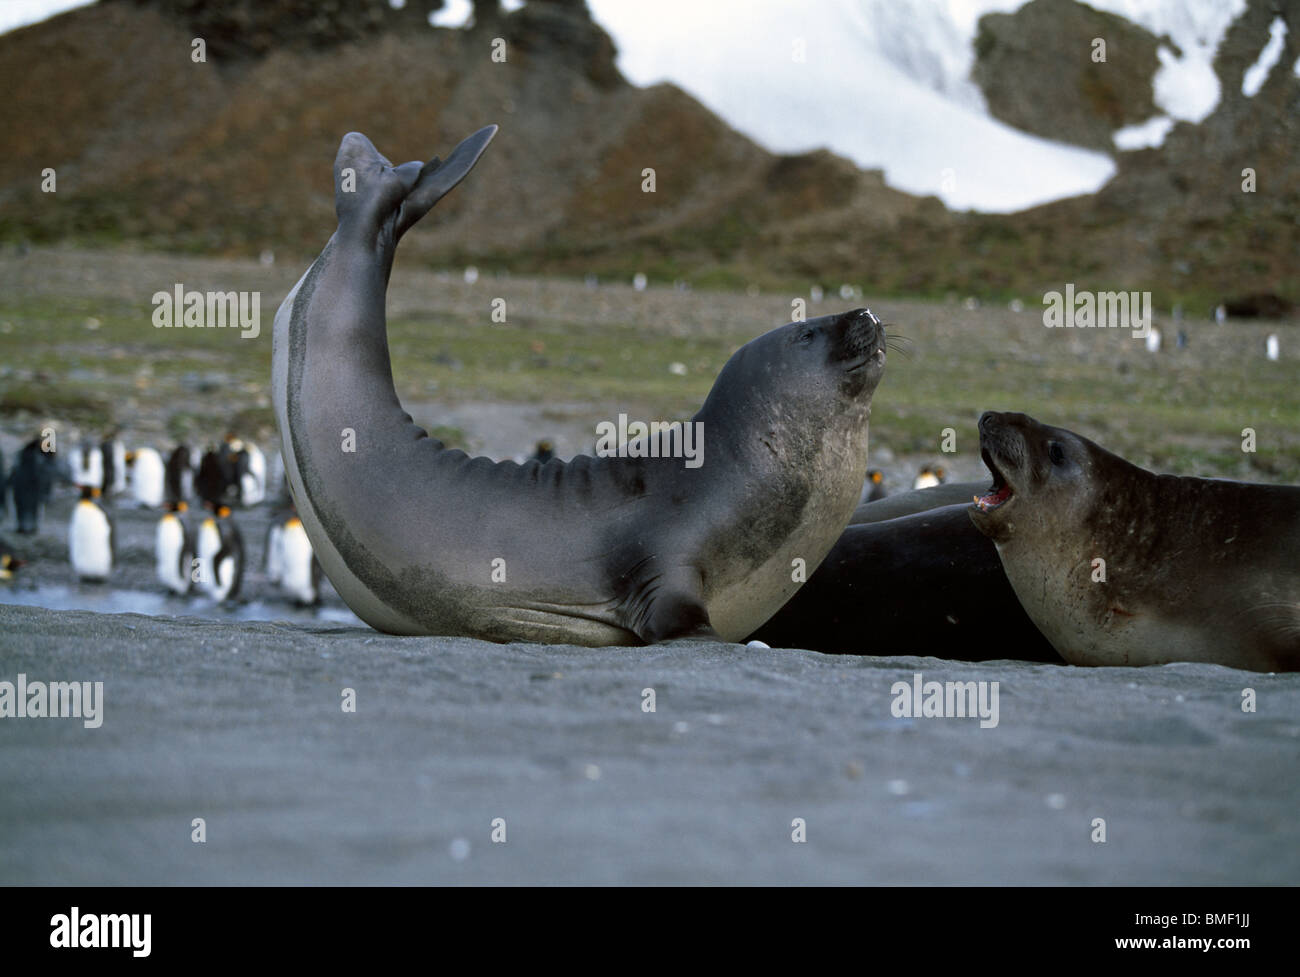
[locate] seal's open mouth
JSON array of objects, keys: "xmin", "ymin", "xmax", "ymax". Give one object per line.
[{"xmin": 974, "ymin": 446, "xmax": 1014, "ymax": 512}]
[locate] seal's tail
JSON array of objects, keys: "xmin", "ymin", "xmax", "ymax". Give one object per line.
[{"xmin": 332, "ymin": 126, "xmax": 498, "ymax": 241}]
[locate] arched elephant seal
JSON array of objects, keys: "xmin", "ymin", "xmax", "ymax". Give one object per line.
[
  {"xmin": 271, "ymin": 127, "xmax": 888, "ymax": 644},
  {"xmin": 749, "ymin": 504, "xmax": 1060, "ymax": 662},
  {"xmin": 970, "ymin": 411, "xmax": 1300, "ymax": 672}
]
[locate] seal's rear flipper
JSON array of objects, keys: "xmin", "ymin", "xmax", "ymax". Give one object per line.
[
  {"xmin": 396, "ymin": 125, "xmax": 498, "ymax": 239},
  {"xmin": 331, "ymin": 126, "xmax": 498, "ymax": 242}
]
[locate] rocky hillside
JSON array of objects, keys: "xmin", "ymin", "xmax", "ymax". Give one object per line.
[
  {"xmin": 972, "ymin": 0, "xmax": 1161, "ymax": 151},
  {"xmin": 992, "ymin": 0, "xmax": 1300, "ymax": 305},
  {"xmin": 0, "ymin": 0, "xmax": 936, "ymax": 288},
  {"xmin": 0, "ymin": 0, "xmax": 1294, "ymax": 309}
]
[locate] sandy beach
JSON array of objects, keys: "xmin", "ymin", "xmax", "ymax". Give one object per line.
[{"xmin": 2, "ymin": 601, "xmax": 1296, "ymax": 884}]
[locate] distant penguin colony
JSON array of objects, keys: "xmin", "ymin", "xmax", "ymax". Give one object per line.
[
  {"xmin": 69, "ymin": 485, "xmax": 114, "ymax": 582},
  {"xmin": 1, "ymin": 427, "xmax": 324, "ymax": 611}
]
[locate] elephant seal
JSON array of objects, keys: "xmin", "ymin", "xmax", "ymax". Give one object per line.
[
  {"xmin": 970, "ymin": 411, "xmax": 1300, "ymax": 672},
  {"xmin": 749, "ymin": 504, "xmax": 1060, "ymax": 662},
  {"xmin": 849, "ymin": 481, "xmax": 987, "ymax": 525},
  {"xmin": 271, "ymin": 127, "xmax": 888, "ymax": 644}
]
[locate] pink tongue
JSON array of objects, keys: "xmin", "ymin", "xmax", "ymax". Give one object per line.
[{"xmin": 975, "ymin": 484, "xmax": 1012, "ymax": 510}]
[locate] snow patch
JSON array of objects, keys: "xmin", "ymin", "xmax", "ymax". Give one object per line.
[
  {"xmin": 1113, "ymin": 115, "xmax": 1175, "ymax": 150},
  {"xmin": 430, "ymin": 0, "xmax": 474, "ymax": 30},
  {"xmin": 1242, "ymin": 16, "xmax": 1287, "ymax": 97}
]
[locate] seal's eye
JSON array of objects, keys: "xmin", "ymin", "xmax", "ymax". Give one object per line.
[
  {"xmin": 796, "ymin": 328, "xmax": 815, "ymax": 346},
  {"xmin": 1048, "ymin": 442, "xmax": 1066, "ymax": 466}
]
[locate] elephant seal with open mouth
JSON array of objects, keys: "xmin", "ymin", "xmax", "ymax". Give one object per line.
[{"xmin": 970, "ymin": 411, "xmax": 1300, "ymax": 671}]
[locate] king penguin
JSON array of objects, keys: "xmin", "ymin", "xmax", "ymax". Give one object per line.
[
  {"xmin": 156, "ymin": 500, "xmax": 194, "ymax": 596},
  {"xmin": 71, "ymin": 441, "xmax": 104, "ymax": 492},
  {"xmin": 10, "ymin": 438, "xmax": 57, "ymax": 534},
  {"xmin": 69, "ymin": 485, "xmax": 114, "ymax": 582},
  {"xmin": 264, "ymin": 516, "xmax": 286, "ymax": 585},
  {"xmin": 196, "ymin": 448, "xmax": 233, "ymax": 508},
  {"xmin": 224, "ymin": 435, "xmax": 266, "ymax": 507},
  {"xmin": 127, "ymin": 446, "xmax": 167, "ymax": 508},
  {"xmin": 240, "ymin": 440, "xmax": 267, "ymax": 506},
  {"xmin": 863, "ymin": 469, "xmax": 886, "ymax": 503},
  {"xmin": 913, "ymin": 464, "xmax": 947, "ymax": 490},
  {"xmin": 278, "ymin": 514, "xmax": 321, "ymax": 606},
  {"xmin": 0, "ymin": 538, "xmax": 24, "ymax": 581},
  {"xmin": 103, "ymin": 437, "xmax": 127, "ymax": 498},
  {"xmin": 197, "ymin": 504, "xmax": 244, "ymax": 602},
  {"xmin": 165, "ymin": 444, "xmax": 193, "ymax": 504}
]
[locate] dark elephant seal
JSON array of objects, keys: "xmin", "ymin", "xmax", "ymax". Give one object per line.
[
  {"xmin": 849, "ymin": 481, "xmax": 987, "ymax": 525},
  {"xmin": 749, "ymin": 504, "xmax": 1060, "ymax": 662},
  {"xmin": 970, "ymin": 411, "xmax": 1300, "ymax": 672},
  {"xmin": 271, "ymin": 127, "xmax": 888, "ymax": 643}
]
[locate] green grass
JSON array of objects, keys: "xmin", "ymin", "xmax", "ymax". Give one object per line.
[
  {"xmin": 385, "ymin": 311, "xmax": 732, "ymax": 419},
  {"xmin": 2, "ymin": 261, "xmax": 1296, "ymax": 483}
]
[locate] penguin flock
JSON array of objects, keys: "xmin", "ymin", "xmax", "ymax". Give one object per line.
[
  {"xmin": 857, "ymin": 464, "xmax": 948, "ymax": 503},
  {"xmin": 1, "ymin": 431, "xmax": 322, "ymax": 608},
  {"xmin": 5, "ymin": 426, "xmax": 951, "ymax": 608}
]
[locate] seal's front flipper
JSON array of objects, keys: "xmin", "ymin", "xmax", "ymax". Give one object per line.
[
  {"xmin": 637, "ymin": 567, "xmax": 722, "ymax": 644},
  {"xmin": 395, "ymin": 125, "xmax": 498, "ymax": 239}
]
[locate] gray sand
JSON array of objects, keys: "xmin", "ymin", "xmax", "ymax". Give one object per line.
[{"xmin": 1, "ymin": 602, "xmax": 1296, "ymax": 884}]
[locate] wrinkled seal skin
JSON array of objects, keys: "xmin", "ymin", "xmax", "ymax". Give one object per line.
[
  {"xmin": 272, "ymin": 127, "xmax": 887, "ymax": 644},
  {"xmin": 749, "ymin": 504, "xmax": 1061, "ymax": 662},
  {"xmin": 970, "ymin": 411, "xmax": 1300, "ymax": 672}
]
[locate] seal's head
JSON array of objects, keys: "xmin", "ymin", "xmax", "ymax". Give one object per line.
[
  {"xmin": 969, "ymin": 410, "xmax": 1105, "ymax": 545},
  {"xmin": 689, "ymin": 308, "xmax": 888, "ymax": 640},
  {"xmin": 794, "ymin": 306, "xmax": 887, "ymax": 401},
  {"xmin": 706, "ymin": 307, "xmax": 885, "ymax": 416},
  {"xmin": 697, "ymin": 307, "xmax": 886, "ymax": 481}
]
